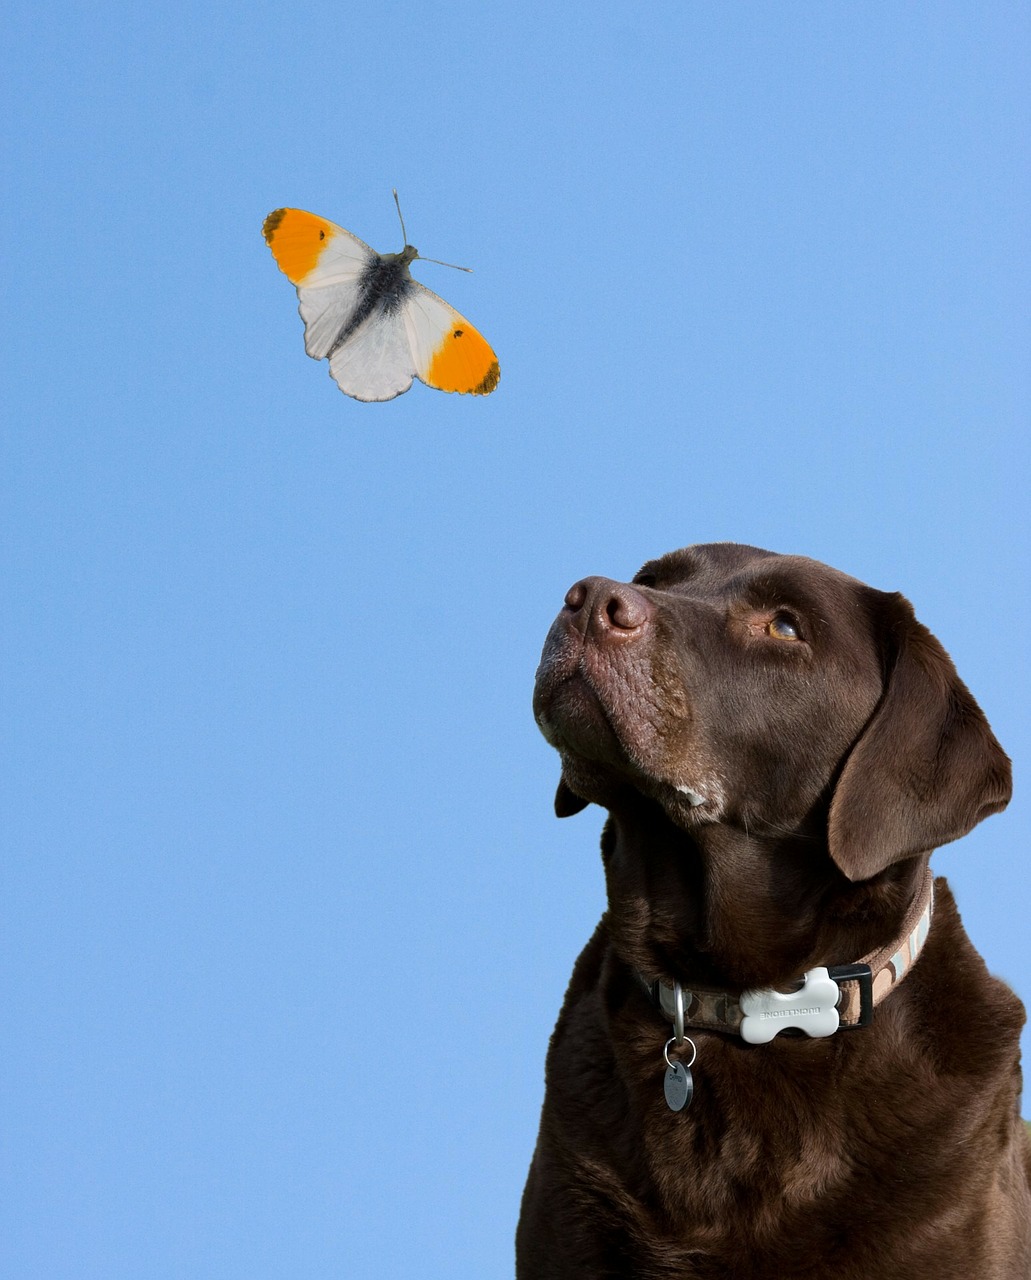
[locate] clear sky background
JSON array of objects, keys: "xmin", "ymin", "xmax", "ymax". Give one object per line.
[{"xmin": 3, "ymin": 3, "xmax": 1029, "ymax": 1276}]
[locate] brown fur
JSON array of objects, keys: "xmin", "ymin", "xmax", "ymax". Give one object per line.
[{"xmin": 518, "ymin": 543, "xmax": 1030, "ymax": 1278}]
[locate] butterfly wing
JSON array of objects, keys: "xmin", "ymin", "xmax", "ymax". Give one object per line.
[
  {"xmin": 327, "ymin": 307, "xmax": 417, "ymax": 402},
  {"xmin": 401, "ymin": 282, "xmax": 500, "ymax": 396},
  {"xmin": 263, "ymin": 208, "xmax": 378, "ymax": 360},
  {"xmin": 263, "ymin": 208, "xmax": 374, "ymax": 289}
]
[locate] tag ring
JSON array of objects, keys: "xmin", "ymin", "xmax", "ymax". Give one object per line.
[
  {"xmin": 672, "ymin": 980, "xmax": 686, "ymax": 1044},
  {"xmin": 663, "ymin": 1035, "xmax": 697, "ymax": 1072}
]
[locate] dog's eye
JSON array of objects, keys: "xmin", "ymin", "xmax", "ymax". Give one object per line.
[{"xmin": 766, "ymin": 613, "xmax": 802, "ymax": 641}]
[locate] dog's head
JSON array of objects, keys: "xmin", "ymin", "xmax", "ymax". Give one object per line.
[{"xmin": 534, "ymin": 542, "xmax": 1011, "ymax": 883}]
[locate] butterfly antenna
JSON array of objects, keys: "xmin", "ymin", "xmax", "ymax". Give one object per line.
[
  {"xmin": 392, "ymin": 188, "xmax": 473, "ymax": 272},
  {"xmin": 420, "ymin": 255, "xmax": 473, "ymax": 273},
  {"xmin": 392, "ymin": 188, "xmax": 409, "ymax": 246}
]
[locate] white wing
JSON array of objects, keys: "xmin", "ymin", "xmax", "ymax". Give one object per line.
[
  {"xmin": 401, "ymin": 283, "xmax": 459, "ymax": 373},
  {"xmin": 298, "ymin": 281, "xmax": 368, "ymax": 361},
  {"xmin": 327, "ymin": 308, "xmax": 416, "ymax": 402}
]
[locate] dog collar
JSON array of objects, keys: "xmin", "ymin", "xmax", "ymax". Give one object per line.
[{"xmin": 644, "ymin": 868, "xmax": 935, "ymax": 1044}]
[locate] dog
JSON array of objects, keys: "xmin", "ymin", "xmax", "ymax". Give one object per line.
[{"xmin": 518, "ymin": 542, "xmax": 1030, "ymax": 1278}]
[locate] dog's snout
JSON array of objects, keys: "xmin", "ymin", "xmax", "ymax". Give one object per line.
[{"xmin": 564, "ymin": 577, "xmax": 653, "ymax": 640}]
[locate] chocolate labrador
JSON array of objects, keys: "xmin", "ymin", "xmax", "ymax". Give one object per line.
[{"xmin": 518, "ymin": 542, "xmax": 1030, "ymax": 1278}]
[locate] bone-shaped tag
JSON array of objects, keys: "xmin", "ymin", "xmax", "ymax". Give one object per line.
[{"xmin": 739, "ymin": 967, "xmax": 840, "ymax": 1045}]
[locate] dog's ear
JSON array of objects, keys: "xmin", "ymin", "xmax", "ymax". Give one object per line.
[
  {"xmin": 555, "ymin": 779, "xmax": 589, "ymax": 817},
  {"xmin": 828, "ymin": 592, "xmax": 1011, "ymax": 881}
]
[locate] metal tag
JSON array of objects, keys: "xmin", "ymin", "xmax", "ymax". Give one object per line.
[{"xmin": 663, "ymin": 1062, "xmax": 693, "ymax": 1112}]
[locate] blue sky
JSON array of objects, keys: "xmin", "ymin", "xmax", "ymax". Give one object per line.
[{"xmin": 3, "ymin": 2, "xmax": 1029, "ymax": 1276}]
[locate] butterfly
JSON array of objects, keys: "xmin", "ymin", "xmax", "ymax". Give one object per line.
[{"xmin": 262, "ymin": 196, "xmax": 500, "ymax": 403}]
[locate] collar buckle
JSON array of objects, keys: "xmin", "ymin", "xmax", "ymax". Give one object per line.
[{"xmin": 827, "ymin": 962, "xmax": 874, "ymax": 1029}]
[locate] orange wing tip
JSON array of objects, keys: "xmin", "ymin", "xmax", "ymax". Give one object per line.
[
  {"xmin": 262, "ymin": 207, "xmax": 336, "ymax": 285},
  {"xmin": 425, "ymin": 325, "xmax": 500, "ymax": 395}
]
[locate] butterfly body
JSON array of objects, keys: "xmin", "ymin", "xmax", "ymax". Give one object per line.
[{"xmin": 263, "ymin": 208, "xmax": 499, "ymax": 402}]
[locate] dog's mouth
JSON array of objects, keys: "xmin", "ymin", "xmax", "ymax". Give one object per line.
[
  {"xmin": 534, "ymin": 640, "xmax": 721, "ymax": 821},
  {"xmin": 534, "ymin": 667, "xmax": 626, "ymax": 766}
]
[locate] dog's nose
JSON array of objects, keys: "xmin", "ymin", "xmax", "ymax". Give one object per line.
[{"xmin": 563, "ymin": 577, "xmax": 653, "ymax": 640}]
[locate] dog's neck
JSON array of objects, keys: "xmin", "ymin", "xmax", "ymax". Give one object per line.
[{"xmin": 600, "ymin": 793, "xmax": 928, "ymax": 992}]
